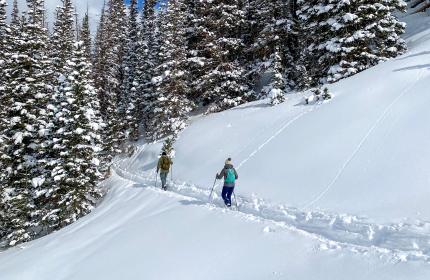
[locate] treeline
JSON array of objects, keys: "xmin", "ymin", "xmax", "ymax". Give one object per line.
[{"xmin": 0, "ymin": 0, "xmax": 406, "ymax": 247}]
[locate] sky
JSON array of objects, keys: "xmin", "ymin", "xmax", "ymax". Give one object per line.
[{"xmin": 5, "ymin": 0, "xmax": 142, "ymax": 33}]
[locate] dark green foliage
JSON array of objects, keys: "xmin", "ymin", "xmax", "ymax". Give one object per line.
[{"xmin": 297, "ymin": 0, "xmax": 407, "ymax": 84}]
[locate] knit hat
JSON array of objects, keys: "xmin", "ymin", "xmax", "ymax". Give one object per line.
[{"xmin": 225, "ymin": 158, "xmax": 232, "ymax": 165}]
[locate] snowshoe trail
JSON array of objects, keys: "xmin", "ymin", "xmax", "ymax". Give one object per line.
[{"xmin": 113, "ymin": 160, "xmax": 430, "ymax": 264}]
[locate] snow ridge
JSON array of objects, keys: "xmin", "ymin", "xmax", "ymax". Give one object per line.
[{"xmin": 113, "ymin": 157, "xmax": 430, "ymax": 264}]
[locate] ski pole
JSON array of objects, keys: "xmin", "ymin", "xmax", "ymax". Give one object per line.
[
  {"xmin": 209, "ymin": 177, "xmax": 217, "ymax": 200},
  {"xmin": 233, "ymin": 191, "xmax": 239, "ymax": 210}
]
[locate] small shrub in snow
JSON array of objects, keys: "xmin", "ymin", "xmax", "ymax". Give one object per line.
[
  {"xmin": 305, "ymin": 87, "xmax": 333, "ymax": 105},
  {"xmin": 161, "ymin": 137, "xmax": 176, "ymax": 158}
]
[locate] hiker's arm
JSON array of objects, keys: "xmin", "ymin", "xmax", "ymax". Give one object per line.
[
  {"xmin": 234, "ymin": 168, "xmax": 238, "ymax": 180},
  {"xmin": 216, "ymin": 169, "xmax": 224, "ymax": 180}
]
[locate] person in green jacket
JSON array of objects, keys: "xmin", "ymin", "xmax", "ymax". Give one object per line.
[{"xmin": 157, "ymin": 152, "xmax": 173, "ymax": 190}]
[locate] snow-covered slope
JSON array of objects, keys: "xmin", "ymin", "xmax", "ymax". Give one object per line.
[{"xmin": 2, "ymin": 13, "xmax": 430, "ymax": 280}]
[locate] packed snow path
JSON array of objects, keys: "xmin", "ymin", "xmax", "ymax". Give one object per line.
[{"xmin": 113, "ymin": 154, "xmax": 430, "ymax": 264}]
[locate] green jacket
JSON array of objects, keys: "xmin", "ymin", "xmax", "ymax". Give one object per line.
[{"xmin": 157, "ymin": 156, "xmax": 173, "ymax": 173}]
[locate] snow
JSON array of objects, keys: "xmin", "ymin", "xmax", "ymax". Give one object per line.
[
  {"xmin": 2, "ymin": 12, "xmax": 430, "ymax": 280},
  {"xmin": 12, "ymin": 132, "xmax": 23, "ymax": 144},
  {"xmin": 31, "ymin": 177, "xmax": 45, "ymax": 188}
]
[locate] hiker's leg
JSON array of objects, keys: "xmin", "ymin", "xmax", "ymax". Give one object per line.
[
  {"xmin": 221, "ymin": 187, "xmax": 228, "ymax": 205},
  {"xmin": 226, "ymin": 187, "xmax": 234, "ymax": 206},
  {"xmin": 160, "ymin": 172, "xmax": 167, "ymax": 188}
]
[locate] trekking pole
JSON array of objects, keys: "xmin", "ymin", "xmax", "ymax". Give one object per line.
[
  {"xmin": 233, "ymin": 191, "xmax": 239, "ymax": 210},
  {"xmin": 155, "ymin": 172, "xmax": 158, "ymax": 188},
  {"xmin": 209, "ymin": 178, "xmax": 217, "ymax": 200}
]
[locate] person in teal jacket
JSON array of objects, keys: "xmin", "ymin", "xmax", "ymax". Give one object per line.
[{"xmin": 216, "ymin": 158, "xmax": 238, "ymax": 207}]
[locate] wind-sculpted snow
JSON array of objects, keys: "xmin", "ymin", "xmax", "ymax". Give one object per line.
[{"xmin": 113, "ymin": 156, "xmax": 430, "ymax": 264}]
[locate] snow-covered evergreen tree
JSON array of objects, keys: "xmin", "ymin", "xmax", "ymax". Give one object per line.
[
  {"xmin": 161, "ymin": 137, "xmax": 175, "ymax": 158},
  {"xmin": 10, "ymin": 0, "xmax": 19, "ymax": 26},
  {"xmin": 0, "ymin": 0, "xmax": 8, "ymax": 86},
  {"xmin": 146, "ymin": 0, "xmax": 193, "ymax": 140},
  {"xmin": 80, "ymin": 10, "xmax": 92, "ymax": 61},
  {"xmin": 283, "ymin": 0, "xmax": 311, "ymax": 91},
  {"xmin": 46, "ymin": 41, "xmax": 103, "ymax": 230},
  {"xmin": 245, "ymin": 0, "xmax": 295, "ymax": 94},
  {"xmin": 193, "ymin": 0, "xmax": 251, "ymax": 113},
  {"xmin": 268, "ymin": 48, "xmax": 286, "ymax": 105},
  {"xmin": 298, "ymin": 0, "xmax": 407, "ymax": 84},
  {"xmin": 0, "ymin": 0, "xmax": 55, "ymax": 247},
  {"xmin": 51, "ymin": 0, "xmax": 75, "ymax": 76},
  {"xmin": 93, "ymin": 0, "xmax": 127, "ymax": 157},
  {"xmin": 93, "ymin": 3, "xmax": 107, "ymax": 94},
  {"xmin": 135, "ymin": 0, "xmax": 157, "ymax": 138},
  {"xmin": 122, "ymin": 0, "xmax": 140, "ymax": 141},
  {"xmin": 0, "ymin": 0, "xmax": 8, "ymax": 244}
]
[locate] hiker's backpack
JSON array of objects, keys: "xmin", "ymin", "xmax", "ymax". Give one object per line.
[
  {"xmin": 161, "ymin": 157, "xmax": 171, "ymax": 171},
  {"xmin": 225, "ymin": 168, "xmax": 236, "ymax": 184}
]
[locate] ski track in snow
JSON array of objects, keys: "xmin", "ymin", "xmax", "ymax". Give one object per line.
[
  {"xmin": 112, "ymin": 157, "xmax": 430, "ymax": 264},
  {"xmin": 304, "ymin": 69, "xmax": 425, "ymax": 208},
  {"xmin": 236, "ymin": 106, "xmax": 316, "ymax": 171}
]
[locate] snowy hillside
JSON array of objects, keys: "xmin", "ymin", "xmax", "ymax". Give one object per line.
[{"xmin": 2, "ymin": 12, "xmax": 430, "ymax": 280}]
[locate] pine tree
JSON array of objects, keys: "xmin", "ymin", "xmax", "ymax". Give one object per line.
[
  {"xmin": 183, "ymin": 0, "xmax": 203, "ymax": 103},
  {"xmin": 122, "ymin": 0, "xmax": 140, "ymax": 141},
  {"xmin": 297, "ymin": 0, "xmax": 407, "ymax": 84},
  {"xmin": 135, "ymin": 0, "xmax": 157, "ymax": 138},
  {"xmin": 245, "ymin": 0, "xmax": 308, "ymax": 95},
  {"xmin": 146, "ymin": 0, "xmax": 193, "ymax": 140},
  {"xmin": 0, "ymin": 0, "xmax": 7, "ymax": 82},
  {"xmin": 93, "ymin": 0, "xmax": 127, "ymax": 158},
  {"xmin": 93, "ymin": 3, "xmax": 107, "ymax": 94},
  {"xmin": 0, "ymin": 0, "xmax": 8, "ymax": 243},
  {"xmin": 161, "ymin": 137, "xmax": 175, "ymax": 158},
  {"xmin": 193, "ymin": 0, "xmax": 251, "ymax": 113},
  {"xmin": 0, "ymin": 0, "xmax": 55, "ymax": 247},
  {"xmin": 51, "ymin": 0, "xmax": 75, "ymax": 77},
  {"xmin": 46, "ymin": 42, "xmax": 103, "ymax": 230},
  {"xmin": 10, "ymin": 0, "xmax": 19, "ymax": 28},
  {"xmin": 269, "ymin": 48, "xmax": 286, "ymax": 105},
  {"xmin": 369, "ymin": 1, "xmax": 407, "ymax": 59},
  {"xmin": 80, "ymin": 10, "xmax": 92, "ymax": 61},
  {"xmin": 284, "ymin": 0, "xmax": 311, "ymax": 91}
]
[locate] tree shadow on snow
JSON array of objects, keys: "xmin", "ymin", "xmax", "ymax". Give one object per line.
[
  {"xmin": 131, "ymin": 183, "xmax": 148, "ymax": 189},
  {"xmin": 179, "ymin": 199, "xmax": 210, "ymax": 207},
  {"xmin": 393, "ymin": 64, "xmax": 430, "ymax": 72},
  {"xmin": 395, "ymin": 51, "xmax": 430, "ymax": 61},
  {"xmin": 230, "ymin": 102, "xmax": 271, "ymax": 111}
]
